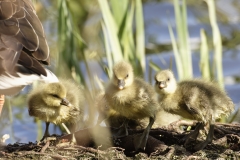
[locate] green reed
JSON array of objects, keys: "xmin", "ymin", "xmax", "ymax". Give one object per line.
[{"xmin": 98, "ymin": 0, "xmax": 145, "ymax": 77}]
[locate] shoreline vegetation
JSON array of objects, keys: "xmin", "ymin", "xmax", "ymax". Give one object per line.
[{"xmin": 1, "ymin": 0, "xmax": 239, "ymax": 159}]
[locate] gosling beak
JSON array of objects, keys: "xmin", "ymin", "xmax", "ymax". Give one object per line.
[
  {"xmin": 118, "ymin": 79, "xmax": 125, "ymax": 90},
  {"xmin": 60, "ymin": 98, "xmax": 72, "ymax": 107},
  {"xmin": 158, "ymin": 81, "xmax": 167, "ymax": 89}
]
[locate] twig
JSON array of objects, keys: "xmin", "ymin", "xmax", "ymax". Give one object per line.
[
  {"xmin": 73, "ymin": 145, "xmax": 106, "ymax": 155},
  {"xmin": 40, "ymin": 141, "xmax": 50, "ymax": 153},
  {"xmin": 17, "ymin": 151, "xmax": 70, "ymax": 159},
  {"xmin": 61, "ymin": 123, "xmax": 71, "ymax": 134},
  {"xmin": 215, "ymin": 122, "xmax": 240, "ymax": 128},
  {"xmin": 107, "ymin": 147, "xmax": 125, "ymax": 152},
  {"xmin": 165, "ymin": 146, "xmax": 175, "ymax": 159}
]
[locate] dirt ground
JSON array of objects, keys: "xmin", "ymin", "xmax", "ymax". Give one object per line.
[{"xmin": 0, "ymin": 121, "xmax": 239, "ymax": 159}]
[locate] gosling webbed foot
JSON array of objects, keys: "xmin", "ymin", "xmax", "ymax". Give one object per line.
[
  {"xmin": 134, "ymin": 117, "xmax": 155, "ymax": 151},
  {"xmin": 183, "ymin": 122, "xmax": 204, "ymax": 148},
  {"xmin": 133, "ymin": 133, "xmax": 148, "ymax": 151},
  {"xmin": 112, "ymin": 119, "xmax": 129, "ymax": 138},
  {"xmin": 194, "ymin": 124, "xmax": 214, "ymax": 151},
  {"xmin": 40, "ymin": 136, "xmax": 56, "ymax": 143},
  {"xmin": 193, "ymin": 140, "xmax": 209, "ymax": 151}
]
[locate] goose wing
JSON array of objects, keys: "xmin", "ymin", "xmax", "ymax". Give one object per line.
[{"xmin": 0, "ymin": 0, "xmax": 49, "ymax": 76}]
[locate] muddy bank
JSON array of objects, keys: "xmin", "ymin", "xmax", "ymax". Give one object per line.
[{"xmin": 0, "ymin": 122, "xmax": 239, "ymax": 159}]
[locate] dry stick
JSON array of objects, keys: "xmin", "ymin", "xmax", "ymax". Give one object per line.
[
  {"xmin": 40, "ymin": 141, "xmax": 50, "ymax": 153},
  {"xmin": 108, "ymin": 147, "xmax": 125, "ymax": 151},
  {"xmin": 18, "ymin": 151, "xmax": 70, "ymax": 159},
  {"xmin": 56, "ymin": 144, "xmax": 106, "ymax": 155},
  {"xmin": 165, "ymin": 146, "xmax": 176, "ymax": 159},
  {"xmin": 215, "ymin": 122, "xmax": 240, "ymax": 128},
  {"xmin": 73, "ymin": 145, "xmax": 106, "ymax": 155},
  {"xmin": 61, "ymin": 123, "xmax": 71, "ymax": 134}
]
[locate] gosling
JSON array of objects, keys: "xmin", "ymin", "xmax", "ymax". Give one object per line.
[
  {"xmin": 103, "ymin": 61, "xmax": 160, "ymax": 150},
  {"xmin": 27, "ymin": 79, "xmax": 84, "ymax": 142},
  {"xmin": 96, "ymin": 92, "xmax": 145, "ymax": 130},
  {"xmin": 155, "ymin": 69, "xmax": 234, "ymax": 151}
]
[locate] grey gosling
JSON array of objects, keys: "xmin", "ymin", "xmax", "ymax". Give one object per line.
[
  {"xmin": 27, "ymin": 79, "xmax": 84, "ymax": 142},
  {"xmin": 103, "ymin": 61, "xmax": 160, "ymax": 151},
  {"xmin": 154, "ymin": 69, "xmax": 234, "ymax": 151}
]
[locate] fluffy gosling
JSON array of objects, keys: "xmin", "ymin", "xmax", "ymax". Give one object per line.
[
  {"xmin": 27, "ymin": 79, "xmax": 84, "ymax": 142},
  {"xmin": 96, "ymin": 92, "xmax": 145, "ymax": 130},
  {"xmin": 154, "ymin": 70, "xmax": 234, "ymax": 151},
  {"xmin": 103, "ymin": 61, "xmax": 160, "ymax": 150}
]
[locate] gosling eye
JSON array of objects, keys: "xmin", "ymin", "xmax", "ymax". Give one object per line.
[
  {"xmin": 51, "ymin": 94, "xmax": 59, "ymax": 98},
  {"xmin": 125, "ymin": 74, "xmax": 129, "ymax": 79},
  {"xmin": 167, "ymin": 78, "xmax": 170, "ymax": 81}
]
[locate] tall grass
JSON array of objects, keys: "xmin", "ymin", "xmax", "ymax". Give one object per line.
[
  {"xmin": 205, "ymin": 0, "xmax": 223, "ymax": 88},
  {"xmin": 56, "ymin": 0, "xmax": 225, "ymax": 124},
  {"xmin": 169, "ymin": 0, "xmax": 223, "ymax": 87},
  {"xmin": 168, "ymin": 0, "xmax": 192, "ymax": 80},
  {"xmin": 57, "ymin": 0, "xmax": 85, "ymax": 84},
  {"xmin": 98, "ymin": 0, "xmax": 145, "ymax": 77},
  {"xmin": 57, "ymin": 0, "xmax": 99, "ymax": 125},
  {"xmin": 200, "ymin": 29, "xmax": 211, "ymax": 81}
]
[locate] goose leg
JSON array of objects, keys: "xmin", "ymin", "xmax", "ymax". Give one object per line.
[
  {"xmin": 41, "ymin": 122, "xmax": 50, "ymax": 141},
  {"xmin": 134, "ymin": 116, "xmax": 155, "ymax": 151},
  {"xmin": 0, "ymin": 95, "xmax": 4, "ymax": 116},
  {"xmin": 194, "ymin": 124, "xmax": 214, "ymax": 151}
]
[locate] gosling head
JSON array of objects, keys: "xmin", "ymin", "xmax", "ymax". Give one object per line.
[
  {"xmin": 155, "ymin": 70, "xmax": 177, "ymax": 94},
  {"xmin": 42, "ymin": 82, "xmax": 72, "ymax": 107},
  {"xmin": 112, "ymin": 61, "xmax": 134, "ymax": 90}
]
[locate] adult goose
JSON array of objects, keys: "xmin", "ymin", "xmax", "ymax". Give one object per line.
[{"xmin": 0, "ymin": 0, "xmax": 58, "ymax": 114}]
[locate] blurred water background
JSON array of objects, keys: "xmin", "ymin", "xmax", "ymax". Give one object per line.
[{"xmin": 1, "ymin": 0, "xmax": 240, "ymax": 144}]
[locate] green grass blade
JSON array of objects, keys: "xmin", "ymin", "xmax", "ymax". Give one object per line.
[
  {"xmin": 110, "ymin": 0, "xmax": 128, "ymax": 27},
  {"xmin": 119, "ymin": 1, "xmax": 135, "ymax": 61},
  {"xmin": 135, "ymin": 0, "xmax": 145, "ymax": 73},
  {"xmin": 98, "ymin": 0, "xmax": 123, "ymax": 63},
  {"xmin": 181, "ymin": 0, "xmax": 192, "ymax": 78},
  {"xmin": 149, "ymin": 60, "xmax": 161, "ymax": 72},
  {"xmin": 168, "ymin": 24, "xmax": 183, "ymax": 80},
  {"xmin": 200, "ymin": 29, "xmax": 211, "ymax": 80},
  {"xmin": 101, "ymin": 22, "xmax": 113, "ymax": 77},
  {"xmin": 57, "ymin": 0, "xmax": 85, "ymax": 84},
  {"xmin": 206, "ymin": 0, "xmax": 223, "ymax": 88},
  {"xmin": 173, "ymin": 0, "xmax": 192, "ymax": 79}
]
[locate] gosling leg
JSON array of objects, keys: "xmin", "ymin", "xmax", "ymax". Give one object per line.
[
  {"xmin": 41, "ymin": 122, "xmax": 50, "ymax": 141},
  {"xmin": 183, "ymin": 122, "xmax": 204, "ymax": 147},
  {"xmin": 134, "ymin": 116, "xmax": 155, "ymax": 151},
  {"xmin": 194, "ymin": 124, "xmax": 214, "ymax": 151},
  {"xmin": 0, "ymin": 95, "xmax": 4, "ymax": 116},
  {"xmin": 114, "ymin": 118, "xmax": 129, "ymax": 137}
]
